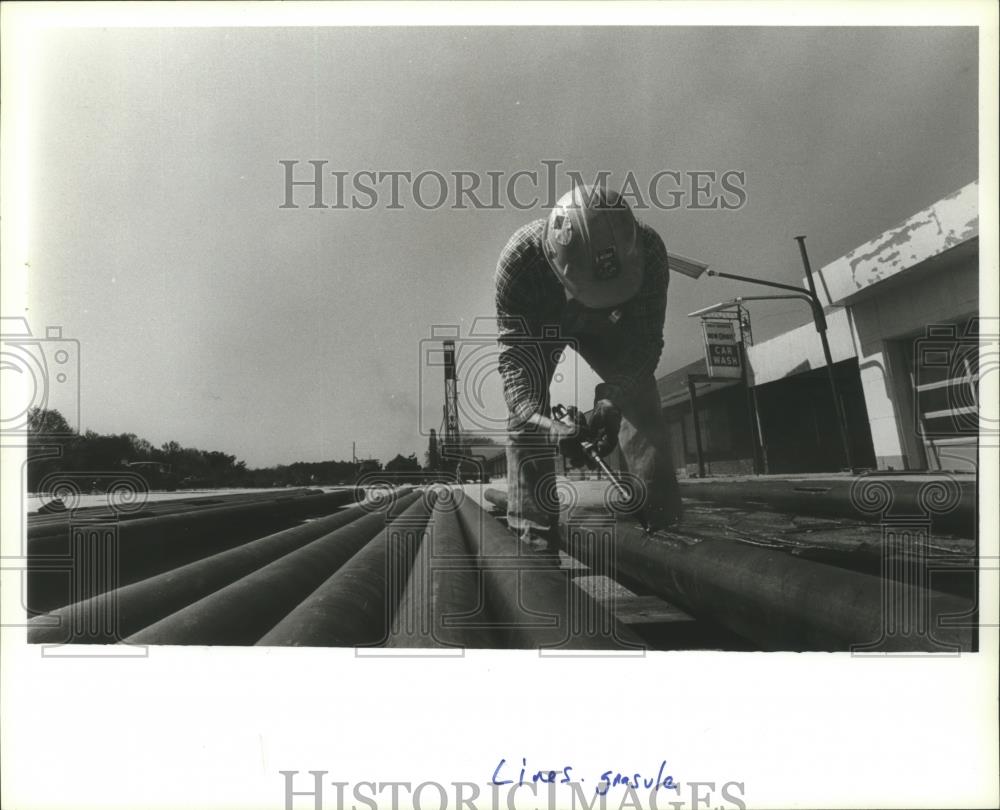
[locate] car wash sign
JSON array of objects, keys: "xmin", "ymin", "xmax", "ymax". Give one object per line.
[{"xmin": 701, "ymin": 319, "xmax": 743, "ymax": 379}]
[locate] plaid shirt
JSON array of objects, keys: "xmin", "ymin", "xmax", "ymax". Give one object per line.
[{"xmin": 495, "ymin": 217, "xmax": 669, "ymax": 420}]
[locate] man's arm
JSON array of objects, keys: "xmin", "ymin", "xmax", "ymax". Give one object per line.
[{"xmin": 495, "ymin": 234, "xmax": 545, "ymax": 427}]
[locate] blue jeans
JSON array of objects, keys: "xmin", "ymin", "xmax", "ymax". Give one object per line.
[{"xmin": 505, "ymin": 310, "xmax": 681, "ymax": 533}]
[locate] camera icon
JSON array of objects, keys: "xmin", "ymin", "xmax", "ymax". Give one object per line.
[
  {"xmin": 1, "ymin": 317, "xmax": 80, "ymax": 435},
  {"xmin": 913, "ymin": 318, "xmax": 997, "ymax": 442},
  {"xmin": 418, "ymin": 320, "xmax": 580, "ymax": 441}
]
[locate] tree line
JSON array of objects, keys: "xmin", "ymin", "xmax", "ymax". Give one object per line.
[{"xmin": 25, "ymin": 408, "xmax": 501, "ymax": 493}]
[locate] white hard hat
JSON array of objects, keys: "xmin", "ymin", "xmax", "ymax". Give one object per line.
[{"xmin": 542, "ymin": 185, "xmax": 644, "ymax": 308}]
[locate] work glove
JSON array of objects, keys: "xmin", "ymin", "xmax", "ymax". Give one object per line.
[
  {"xmin": 555, "ymin": 405, "xmax": 592, "ymax": 469},
  {"xmin": 588, "ymin": 392, "xmax": 622, "ymax": 458},
  {"xmin": 524, "ymin": 409, "xmax": 589, "ymax": 468}
]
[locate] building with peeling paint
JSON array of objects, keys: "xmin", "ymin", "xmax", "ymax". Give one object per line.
[
  {"xmin": 807, "ymin": 180, "xmax": 980, "ymax": 472},
  {"xmin": 660, "ymin": 180, "xmax": 981, "ymax": 475}
]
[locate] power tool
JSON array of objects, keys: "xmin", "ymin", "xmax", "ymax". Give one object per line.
[{"xmin": 551, "ymin": 403, "xmax": 648, "ymax": 530}]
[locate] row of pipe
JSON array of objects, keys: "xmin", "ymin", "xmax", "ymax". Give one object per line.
[
  {"xmin": 387, "ymin": 489, "xmax": 644, "ymax": 650},
  {"xmin": 30, "ymin": 485, "xmax": 642, "ymax": 650},
  {"xmin": 258, "ymin": 492, "xmax": 436, "ymax": 646},
  {"xmin": 451, "ymin": 494, "xmax": 643, "ymax": 650},
  {"xmin": 26, "ymin": 487, "xmax": 361, "ymax": 612},
  {"xmin": 28, "ymin": 488, "xmax": 409, "ymax": 644},
  {"xmin": 37, "ymin": 477, "xmax": 971, "ymax": 652},
  {"xmin": 483, "ymin": 488, "xmax": 975, "ymax": 652},
  {"xmin": 386, "ymin": 494, "xmax": 499, "ymax": 649},
  {"xmin": 127, "ymin": 489, "xmax": 424, "ymax": 645}
]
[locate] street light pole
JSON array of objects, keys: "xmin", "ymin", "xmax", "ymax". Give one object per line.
[
  {"xmin": 795, "ymin": 236, "xmax": 854, "ymax": 471},
  {"xmin": 705, "ymin": 241, "xmax": 855, "ymax": 471},
  {"xmin": 734, "ymin": 303, "xmax": 764, "ymax": 474}
]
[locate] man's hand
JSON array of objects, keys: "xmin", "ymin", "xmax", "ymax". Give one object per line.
[
  {"xmin": 588, "ymin": 398, "xmax": 622, "ymax": 457},
  {"xmin": 557, "ymin": 406, "xmax": 592, "ymax": 468},
  {"xmin": 524, "ymin": 410, "xmax": 589, "ymax": 468}
]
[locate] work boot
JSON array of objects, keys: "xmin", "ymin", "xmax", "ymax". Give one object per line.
[
  {"xmin": 645, "ymin": 511, "xmax": 682, "ymax": 532},
  {"xmin": 645, "ymin": 489, "xmax": 684, "ymax": 532}
]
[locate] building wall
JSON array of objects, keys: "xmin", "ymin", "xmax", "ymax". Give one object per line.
[
  {"xmin": 662, "ymin": 385, "xmax": 757, "ymax": 477},
  {"xmin": 813, "ymin": 181, "xmax": 978, "ymax": 307},
  {"xmin": 752, "ymin": 358, "xmax": 877, "ymax": 473},
  {"xmin": 745, "ymin": 307, "xmax": 855, "ymax": 386},
  {"xmin": 743, "ymin": 182, "xmax": 979, "ymax": 472},
  {"xmin": 742, "ymin": 308, "xmax": 871, "ymax": 473},
  {"xmin": 848, "ymin": 256, "xmax": 978, "ymax": 470}
]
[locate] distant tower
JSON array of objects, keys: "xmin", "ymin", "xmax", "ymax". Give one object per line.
[
  {"xmin": 439, "ymin": 339, "xmax": 462, "ymax": 477},
  {"xmin": 427, "ymin": 428, "xmax": 440, "ymax": 471},
  {"xmin": 442, "ymin": 340, "xmax": 460, "ymax": 444}
]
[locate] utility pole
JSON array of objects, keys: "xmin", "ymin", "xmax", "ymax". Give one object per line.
[
  {"xmin": 794, "ymin": 236, "xmax": 854, "ymax": 471},
  {"xmin": 735, "ymin": 304, "xmax": 764, "ymax": 474}
]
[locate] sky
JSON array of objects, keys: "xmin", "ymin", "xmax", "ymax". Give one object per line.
[{"xmin": 21, "ymin": 25, "xmax": 978, "ymax": 467}]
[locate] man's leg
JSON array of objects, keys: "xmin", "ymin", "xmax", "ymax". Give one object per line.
[
  {"xmin": 505, "ymin": 342, "xmax": 563, "ymax": 549},
  {"xmin": 614, "ymin": 375, "xmax": 684, "ymax": 527},
  {"xmin": 578, "ymin": 342, "xmax": 683, "ymax": 527},
  {"xmin": 506, "ymin": 437, "xmax": 561, "ymax": 544}
]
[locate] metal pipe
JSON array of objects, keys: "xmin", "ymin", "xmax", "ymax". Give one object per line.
[
  {"xmin": 750, "ymin": 385, "xmax": 768, "ymax": 473},
  {"xmin": 688, "ymin": 295, "xmax": 812, "ymax": 318},
  {"xmin": 27, "ymin": 488, "xmax": 343, "ymax": 541},
  {"xmin": 124, "ymin": 491, "xmax": 422, "ymax": 645},
  {"xmin": 28, "ymin": 488, "xmax": 324, "ymax": 529},
  {"xmin": 453, "ymin": 497, "xmax": 644, "ymax": 651},
  {"xmin": 258, "ymin": 492, "xmax": 436, "ymax": 647},
  {"xmin": 582, "ymin": 521, "xmax": 973, "ymax": 651},
  {"xmin": 26, "ymin": 488, "xmax": 361, "ymax": 613},
  {"xmin": 795, "ymin": 235, "xmax": 854, "ymax": 471},
  {"xmin": 386, "ymin": 490, "xmax": 500, "ymax": 649},
  {"xmin": 482, "ymin": 489, "xmax": 973, "ymax": 651},
  {"xmin": 706, "ymin": 268, "xmax": 810, "ymax": 295},
  {"xmin": 26, "ymin": 489, "xmax": 414, "ymax": 645}
]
